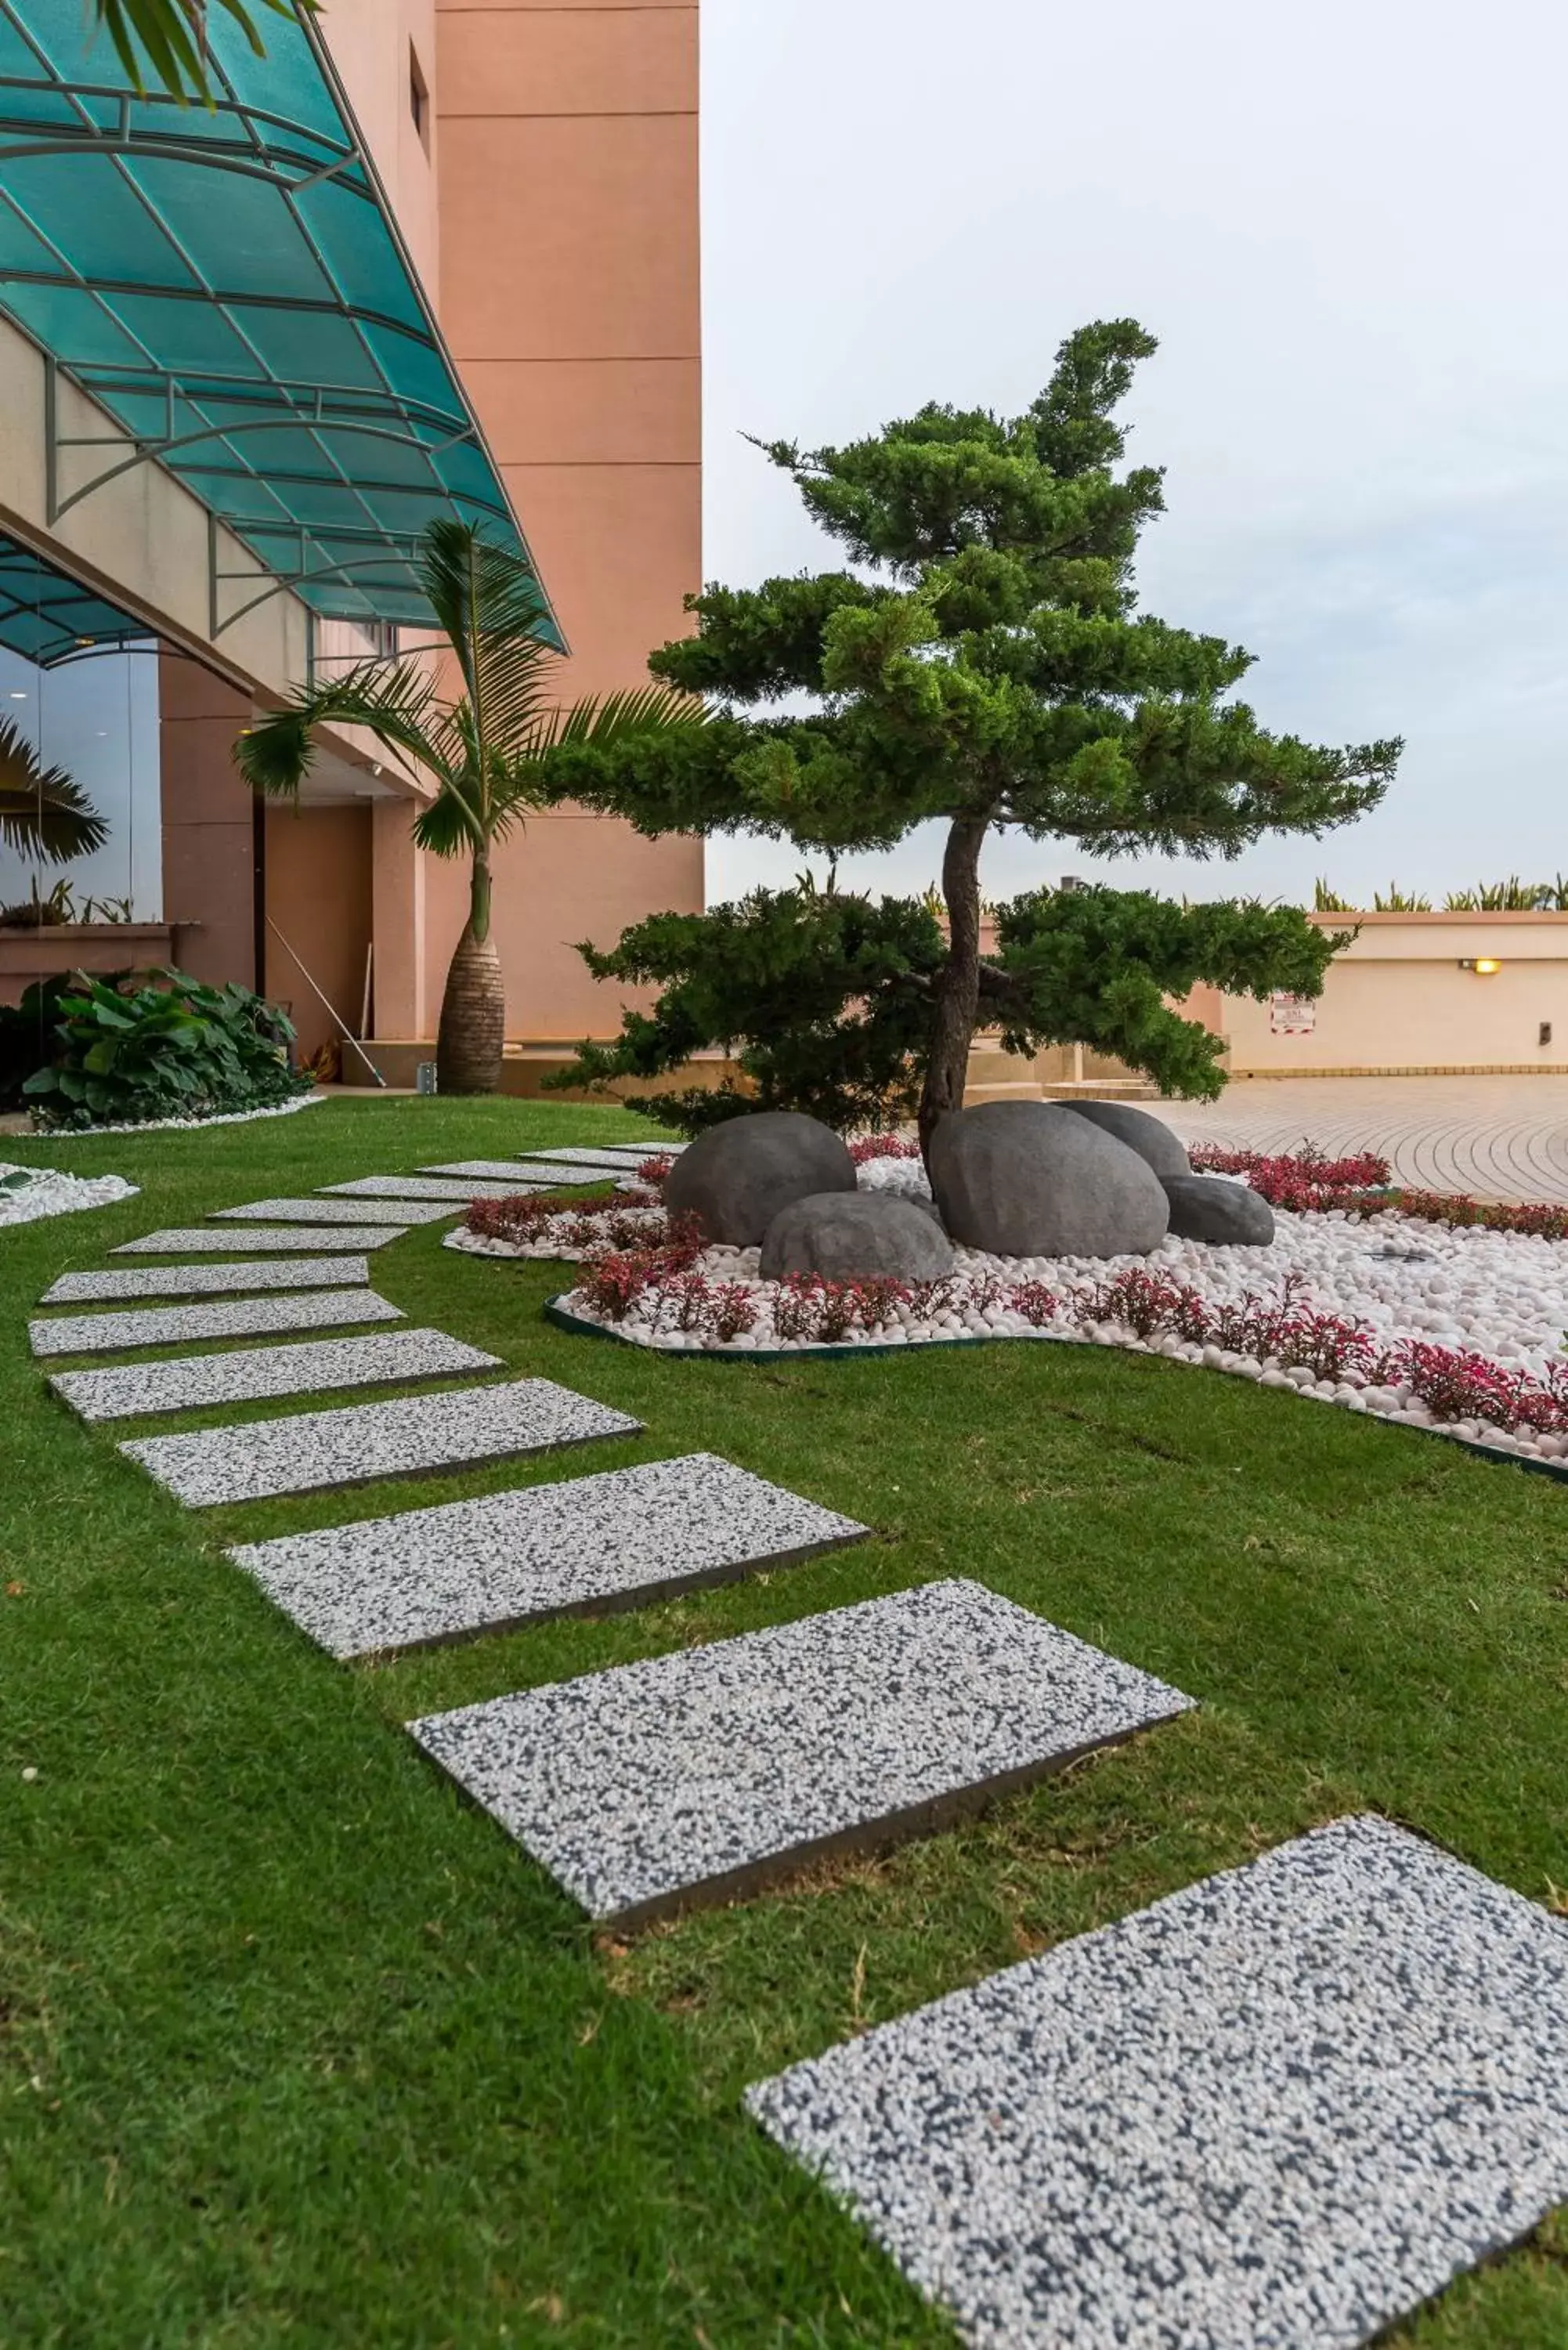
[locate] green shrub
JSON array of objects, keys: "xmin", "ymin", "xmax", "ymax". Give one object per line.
[
  {"xmin": 0, "ymin": 976, "xmax": 81, "ymax": 1112},
  {"xmin": 20, "ymin": 968, "xmax": 312, "ymax": 1130}
]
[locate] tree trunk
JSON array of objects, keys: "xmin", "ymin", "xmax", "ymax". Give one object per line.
[
  {"xmin": 435, "ymin": 854, "xmax": 506, "ymax": 1094},
  {"xmin": 917, "ymin": 813, "xmax": 988, "ymax": 1162}
]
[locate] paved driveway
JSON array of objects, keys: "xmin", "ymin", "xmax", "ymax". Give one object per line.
[{"xmin": 1151, "ymin": 1076, "xmax": 1568, "ymax": 1203}]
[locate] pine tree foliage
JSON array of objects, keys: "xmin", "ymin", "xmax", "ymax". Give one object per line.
[
  {"xmin": 540, "ymin": 321, "xmax": 1400, "ymax": 1141},
  {"xmin": 569, "ymin": 881, "xmax": 1345, "ymax": 1135}
]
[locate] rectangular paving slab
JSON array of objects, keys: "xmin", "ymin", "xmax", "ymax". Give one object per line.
[
  {"xmin": 528, "ymin": 1147, "xmax": 673, "ymax": 1172},
  {"xmin": 318, "ymin": 1176, "xmax": 547, "ymax": 1202},
  {"xmin": 125, "ymin": 1376, "xmax": 643, "ymax": 1508},
  {"xmin": 40, "ymin": 1257, "xmax": 374, "ymax": 1306},
  {"xmin": 51, "ymin": 1328, "xmax": 501, "ymax": 1423},
  {"xmin": 115, "ymin": 1226, "xmax": 403, "ymax": 1255},
  {"xmin": 30, "ymin": 1287, "xmax": 403, "ymax": 1358},
  {"xmin": 746, "ymin": 1813, "xmax": 1568, "ymax": 2350},
  {"xmin": 210, "ymin": 1197, "xmax": 455, "ymax": 1226},
  {"xmin": 231, "ymin": 1450, "xmax": 865, "ymax": 1659},
  {"xmin": 418, "ymin": 1162, "xmax": 593, "ymax": 1185},
  {"xmin": 407, "ymin": 1578, "xmax": 1194, "ymax": 1925}
]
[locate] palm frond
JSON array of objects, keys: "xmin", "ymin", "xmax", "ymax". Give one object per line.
[
  {"xmin": 410, "ymin": 787, "xmax": 482, "ymax": 860},
  {"xmin": 523, "ymin": 684, "xmax": 710, "ymax": 761},
  {"xmin": 234, "ymin": 660, "xmax": 448, "ymax": 800},
  {"xmin": 0, "ymin": 718, "xmax": 108, "ymax": 862},
  {"xmin": 92, "ymin": 0, "xmax": 317, "ymax": 103},
  {"xmin": 418, "ymin": 521, "xmax": 556, "ymax": 768}
]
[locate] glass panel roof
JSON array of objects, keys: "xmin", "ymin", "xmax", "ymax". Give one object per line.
[
  {"xmin": 0, "ymin": 2, "xmax": 555, "ymax": 642},
  {"xmin": 0, "ymin": 529, "xmax": 147, "ymax": 663}
]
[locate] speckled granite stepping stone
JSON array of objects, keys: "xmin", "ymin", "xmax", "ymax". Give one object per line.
[
  {"xmin": 30, "ymin": 1287, "xmax": 402, "ymax": 1358},
  {"xmin": 116, "ymin": 1226, "xmax": 402, "ymax": 1255},
  {"xmin": 318, "ymin": 1176, "xmax": 544, "ymax": 1202},
  {"xmin": 52, "ymin": 1328, "xmax": 500, "ymax": 1423},
  {"xmin": 529, "ymin": 1147, "xmax": 670, "ymax": 1172},
  {"xmin": 125, "ymin": 1376, "xmax": 642, "ymax": 1508},
  {"xmin": 407, "ymin": 1578, "xmax": 1192, "ymax": 1924},
  {"xmin": 418, "ymin": 1162, "xmax": 588, "ymax": 1186},
  {"xmin": 543, "ymin": 1142, "xmax": 685, "ymax": 1162},
  {"xmin": 211, "ymin": 1197, "xmax": 454, "ymax": 1226},
  {"xmin": 746, "ymin": 1814, "xmax": 1568, "ymax": 2350},
  {"xmin": 231, "ymin": 1451, "xmax": 865, "ymax": 1659},
  {"xmin": 40, "ymin": 1256, "xmax": 374, "ymax": 1305}
]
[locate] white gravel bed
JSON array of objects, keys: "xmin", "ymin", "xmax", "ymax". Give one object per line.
[
  {"xmin": 551, "ymin": 1159, "xmax": 1568, "ymax": 1467},
  {"xmin": 26, "ymin": 1092, "xmax": 323, "ymax": 1139},
  {"xmin": 0, "ymin": 1162, "xmax": 138, "ymax": 1228}
]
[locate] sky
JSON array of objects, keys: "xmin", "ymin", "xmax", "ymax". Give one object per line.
[{"xmin": 699, "ymin": 0, "xmax": 1568, "ymax": 914}]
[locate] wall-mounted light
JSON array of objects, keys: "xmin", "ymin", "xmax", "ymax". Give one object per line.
[{"xmin": 1458, "ymin": 957, "xmax": 1502, "ymax": 975}]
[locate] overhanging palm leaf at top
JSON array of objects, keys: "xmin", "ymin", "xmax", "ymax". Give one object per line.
[
  {"xmin": 233, "ymin": 519, "xmax": 707, "ymax": 1091},
  {"xmin": 90, "ymin": 1, "xmax": 320, "ymax": 104},
  {"xmin": 0, "ymin": 718, "xmax": 109, "ymax": 864}
]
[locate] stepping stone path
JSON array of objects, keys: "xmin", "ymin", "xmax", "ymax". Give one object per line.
[
  {"xmin": 211, "ymin": 1197, "xmax": 457, "ymax": 1226},
  {"xmin": 320, "ymin": 1177, "xmax": 547, "ymax": 1202},
  {"xmin": 41, "ymin": 1256, "xmax": 374, "ymax": 1304},
  {"xmin": 33, "ymin": 1140, "xmax": 1565, "ymax": 2345},
  {"xmin": 747, "ymin": 1814, "xmax": 1568, "ymax": 2350},
  {"xmin": 30, "ymin": 1287, "xmax": 402, "ymax": 1358},
  {"xmin": 420, "ymin": 1162, "xmax": 591, "ymax": 1185},
  {"xmin": 125, "ymin": 1377, "xmax": 643, "ymax": 1509},
  {"xmin": 229, "ymin": 1452, "xmax": 865, "ymax": 1658},
  {"xmin": 407, "ymin": 1579, "xmax": 1194, "ymax": 1925},
  {"xmin": 116, "ymin": 1225, "xmax": 403, "ymax": 1254},
  {"xmin": 51, "ymin": 1328, "xmax": 500, "ymax": 1422}
]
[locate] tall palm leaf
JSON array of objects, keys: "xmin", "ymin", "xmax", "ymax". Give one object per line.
[
  {"xmin": 234, "ymin": 521, "xmax": 706, "ymax": 1094},
  {"xmin": 0, "ymin": 718, "xmax": 108, "ymax": 864},
  {"xmin": 91, "ymin": 1, "xmax": 318, "ymax": 103}
]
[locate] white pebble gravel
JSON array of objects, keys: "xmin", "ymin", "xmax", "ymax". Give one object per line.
[
  {"xmin": 25, "ymin": 1093, "xmax": 322, "ymax": 1139},
  {"xmin": 546, "ymin": 1158, "xmax": 1568, "ymax": 1469},
  {"xmin": 0, "ymin": 1162, "xmax": 138, "ymax": 1228}
]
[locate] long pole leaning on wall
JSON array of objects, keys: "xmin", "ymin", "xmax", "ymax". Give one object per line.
[{"xmin": 266, "ymin": 916, "xmax": 388, "ymax": 1087}]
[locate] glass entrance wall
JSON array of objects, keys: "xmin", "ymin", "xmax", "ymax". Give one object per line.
[{"xmin": 0, "ymin": 639, "xmax": 161, "ymax": 921}]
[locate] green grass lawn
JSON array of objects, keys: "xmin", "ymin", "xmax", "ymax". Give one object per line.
[{"xmin": 2, "ymin": 1094, "xmax": 1566, "ymax": 2347}]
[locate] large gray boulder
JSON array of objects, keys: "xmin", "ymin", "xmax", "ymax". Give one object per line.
[
  {"xmin": 760, "ymin": 1191, "xmax": 956, "ymax": 1282},
  {"xmin": 1162, "ymin": 1173, "xmax": 1276, "ymax": 1246},
  {"xmin": 1064, "ymin": 1098, "xmax": 1190, "ymax": 1180},
  {"xmin": 664, "ymin": 1110, "xmax": 856, "ymax": 1246},
  {"xmin": 928, "ymin": 1101, "xmax": 1169, "ymax": 1259}
]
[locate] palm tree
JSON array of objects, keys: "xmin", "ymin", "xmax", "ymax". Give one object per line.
[
  {"xmin": 235, "ymin": 520, "xmax": 705, "ymax": 1095},
  {"xmin": 0, "ymin": 718, "xmax": 108, "ymax": 865},
  {"xmin": 91, "ymin": 2, "xmax": 316, "ymax": 103}
]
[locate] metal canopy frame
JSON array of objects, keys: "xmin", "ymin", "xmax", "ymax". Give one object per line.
[
  {"xmin": 0, "ymin": 3, "xmax": 558, "ymax": 644},
  {"xmin": 0, "ymin": 528, "xmax": 149, "ymax": 664}
]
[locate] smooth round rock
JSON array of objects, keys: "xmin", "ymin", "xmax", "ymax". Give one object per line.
[
  {"xmin": 928, "ymin": 1101, "xmax": 1170, "ymax": 1258},
  {"xmin": 664, "ymin": 1110, "xmax": 856, "ymax": 1246},
  {"xmin": 760, "ymin": 1191, "xmax": 956, "ymax": 1282},
  {"xmin": 1063, "ymin": 1098, "xmax": 1190, "ymax": 1180},
  {"xmin": 1162, "ymin": 1172, "xmax": 1276, "ymax": 1246}
]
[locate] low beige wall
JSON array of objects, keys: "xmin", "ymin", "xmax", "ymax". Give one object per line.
[{"xmin": 1218, "ymin": 913, "xmax": 1568, "ymax": 1076}]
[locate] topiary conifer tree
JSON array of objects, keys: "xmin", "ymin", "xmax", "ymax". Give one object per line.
[{"xmin": 539, "ymin": 321, "xmax": 1400, "ymax": 1147}]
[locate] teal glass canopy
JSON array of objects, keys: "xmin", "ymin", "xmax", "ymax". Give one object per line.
[
  {"xmin": 0, "ymin": 2, "xmax": 555, "ymax": 640},
  {"xmin": 0, "ymin": 528, "xmax": 146, "ymax": 663}
]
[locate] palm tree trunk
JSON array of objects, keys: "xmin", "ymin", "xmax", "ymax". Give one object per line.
[
  {"xmin": 435, "ymin": 852, "xmax": 506, "ymax": 1094},
  {"xmin": 917, "ymin": 813, "xmax": 988, "ymax": 1163}
]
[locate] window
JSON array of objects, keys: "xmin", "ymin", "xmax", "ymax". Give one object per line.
[{"xmin": 409, "ymin": 45, "xmax": 429, "ymax": 150}]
